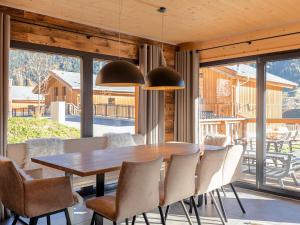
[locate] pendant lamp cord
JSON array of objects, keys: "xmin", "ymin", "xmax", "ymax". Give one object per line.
[
  {"xmin": 118, "ymin": 0, "xmax": 123, "ymax": 59},
  {"xmin": 159, "ymin": 7, "xmax": 167, "ymax": 66}
]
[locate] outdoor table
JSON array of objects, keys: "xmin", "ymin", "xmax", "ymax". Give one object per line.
[{"xmin": 32, "ymin": 142, "xmax": 225, "ymax": 225}]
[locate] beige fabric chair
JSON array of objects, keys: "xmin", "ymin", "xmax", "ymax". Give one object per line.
[
  {"xmin": 86, "ymin": 157, "xmax": 162, "ymax": 225},
  {"xmin": 222, "ymin": 145, "xmax": 246, "ymax": 215},
  {"xmin": 194, "ymin": 149, "xmax": 228, "ymax": 225},
  {"xmin": 158, "ymin": 151, "xmax": 200, "ymax": 225},
  {"xmin": 203, "ymin": 134, "xmax": 229, "ymax": 147},
  {"xmin": 0, "ymin": 157, "xmax": 76, "ymax": 225}
]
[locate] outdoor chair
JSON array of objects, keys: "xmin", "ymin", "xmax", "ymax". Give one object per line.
[
  {"xmin": 0, "ymin": 157, "xmax": 77, "ymax": 225},
  {"xmin": 86, "ymin": 157, "xmax": 162, "ymax": 225}
]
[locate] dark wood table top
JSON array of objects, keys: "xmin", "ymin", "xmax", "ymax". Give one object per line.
[{"xmin": 31, "ymin": 142, "xmax": 225, "ymax": 176}]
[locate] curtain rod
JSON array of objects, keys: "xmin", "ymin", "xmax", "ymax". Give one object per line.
[{"xmin": 197, "ymin": 31, "xmax": 300, "ymax": 52}]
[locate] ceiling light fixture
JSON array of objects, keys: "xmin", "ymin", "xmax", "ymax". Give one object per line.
[
  {"xmin": 143, "ymin": 7, "xmax": 185, "ymax": 91},
  {"xmin": 95, "ymin": 0, "xmax": 145, "ymax": 87}
]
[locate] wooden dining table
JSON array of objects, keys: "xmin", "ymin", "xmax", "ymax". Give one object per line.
[{"xmin": 32, "ymin": 142, "xmax": 225, "ymax": 225}]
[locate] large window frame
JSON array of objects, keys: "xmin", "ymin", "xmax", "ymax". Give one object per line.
[
  {"xmin": 10, "ymin": 40, "xmax": 138, "ymax": 138},
  {"xmin": 200, "ymin": 49, "xmax": 300, "ymax": 199}
]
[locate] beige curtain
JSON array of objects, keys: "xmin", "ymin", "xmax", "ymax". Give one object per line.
[
  {"xmin": 138, "ymin": 44, "xmax": 165, "ymax": 144},
  {"xmin": 0, "ymin": 12, "xmax": 10, "ymax": 221},
  {"xmin": 174, "ymin": 51, "xmax": 200, "ymax": 143}
]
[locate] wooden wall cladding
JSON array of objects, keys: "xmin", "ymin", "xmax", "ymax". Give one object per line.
[{"xmin": 1, "ymin": 5, "xmax": 176, "ymax": 141}]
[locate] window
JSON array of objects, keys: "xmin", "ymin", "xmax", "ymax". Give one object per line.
[
  {"xmin": 199, "ymin": 62, "xmax": 257, "ymax": 185},
  {"xmin": 92, "ymin": 59, "xmax": 136, "ymax": 136},
  {"xmin": 8, "ymin": 48, "xmax": 81, "ymax": 144},
  {"xmin": 62, "ymin": 87, "xmax": 67, "ymax": 96}
]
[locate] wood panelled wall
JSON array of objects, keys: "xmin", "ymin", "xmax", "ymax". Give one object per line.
[{"xmin": 0, "ymin": 5, "xmax": 176, "ymax": 141}]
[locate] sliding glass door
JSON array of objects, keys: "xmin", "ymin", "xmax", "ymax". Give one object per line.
[{"xmin": 262, "ymin": 58, "xmax": 300, "ymax": 194}]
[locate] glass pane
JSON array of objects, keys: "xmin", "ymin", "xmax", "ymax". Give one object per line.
[
  {"xmin": 264, "ymin": 59, "xmax": 300, "ymax": 192},
  {"xmin": 8, "ymin": 49, "xmax": 81, "ymax": 144},
  {"xmin": 92, "ymin": 60, "xmax": 136, "ymax": 136},
  {"xmin": 199, "ymin": 62, "xmax": 257, "ymax": 185}
]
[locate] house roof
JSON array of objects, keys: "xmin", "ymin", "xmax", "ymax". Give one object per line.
[
  {"xmin": 225, "ymin": 64, "xmax": 298, "ymax": 87},
  {"xmin": 49, "ymin": 70, "xmax": 135, "ymax": 93},
  {"xmin": 11, "ymin": 86, "xmax": 43, "ymax": 101}
]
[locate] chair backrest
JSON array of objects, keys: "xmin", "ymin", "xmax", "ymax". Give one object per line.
[
  {"xmin": 203, "ymin": 134, "xmax": 229, "ymax": 147},
  {"xmin": 115, "ymin": 157, "xmax": 162, "ymax": 221},
  {"xmin": 195, "ymin": 148, "xmax": 228, "ymax": 195},
  {"xmin": 0, "ymin": 157, "xmax": 30, "ymax": 216},
  {"xmin": 222, "ymin": 145, "xmax": 244, "ymax": 185},
  {"xmin": 162, "ymin": 151, "xmax": 200, "ymax": 206}
]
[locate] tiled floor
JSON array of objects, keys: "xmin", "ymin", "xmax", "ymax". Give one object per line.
[{"xmin": 2, "ymin": 187, "xmax": 300, "ymax": 225}]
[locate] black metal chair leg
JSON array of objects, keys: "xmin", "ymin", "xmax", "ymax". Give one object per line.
[
  {"xmin": 90, "ymin": 212, "xmax": 95, "ymax": 225},
  {"xmin": 47, "ymin": 215, "xmax": 51, "ymax": 225},
  {"xmin": 165, "ymin": 205, "xmax": 170, "ymax": 220},
  {"xmin": 197, "ymin": 195, "xmax": 203, "ymax": 207},
  {"xmin": 158, "ymin": 206, "xmax": 166, "ymax": 225},
  {"xmin": 221, "ymin": 186, "xmax": 227, "ymax": 197},
  {"xmin": 216, "ymin": 189, "xmax": 228, "ymax": 222},
  {"xmin": 113, "ymin": 222, "xmax": 117, "ymax": 225},
  {"xmin": 12, "ymin": 215, "xmax": 19, "ymax": 225},
  {"xmin": 209, "ymin": 192, "xmax": 226, "ymax": 225},
  {"xmin": 189, "ymin": 197, "xmax": 193, "ymax": 214},
  {"xmin": 29, "ymin": 217, "xmax": 38, "ymax": 225},
  {"xmin": 142, "ymin": 213, "xmax": 150, "ymax": 225},
  {"xmin": 131, "ymin": 216, "xmax": 136, "ymax": 225},
  {"xmin": 64, "ymin": 208, "xmax": 72, "ymax": 225},
  {"xmin": 191, "ymin": 196, "xmax": 201, "ymax": 225},
  {"xmin": 204, "ymin": 193, "xmax": 207, "ymax": 205},
  {"xmin": 125, "ymin": 218, "xmax": 129, "ymax": 225},
  {"xmin": 230, "ymin": 183, "xmax": 246, "ymax": 214}
]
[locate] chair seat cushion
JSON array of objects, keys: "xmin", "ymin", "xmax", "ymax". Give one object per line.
[{"xmin": 86, "ymin": 195, "xmax": 116, "ymax": 221}]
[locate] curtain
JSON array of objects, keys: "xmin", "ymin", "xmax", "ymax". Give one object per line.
[
  {"xmin": 174, "ymin": 51, "xmax": 200, "ymax": 143},
  {"xmin": 0, "ymin": 12, "xmax": 10, "ymax": 221},
  {"xmin": 138, "ymin": 44, "xmax": 165, "ymax": 144}
]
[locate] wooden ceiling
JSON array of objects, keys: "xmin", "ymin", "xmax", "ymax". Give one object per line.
[{"xmin": 1, "ymin": 0, "xmax": 300, "ymax": 44}]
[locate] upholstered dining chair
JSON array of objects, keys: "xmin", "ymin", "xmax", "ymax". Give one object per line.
[
  {"xmin": 220, "ymin": 144, "xmax": 246, "ymax": 220},
  {"xmin": 0, "ymin": 157, "xmax": 76, "ymax": 225},
  {"xmin": 158, "ymin": 151, "xmax": 200, "ymax": 225},
  {"xmin": 86, "ymin": 157, "xmax": 162, "ymax": 225},
  {"xmin": 194, "ymin": 148, "xmax": 228, "ymax": 225}
]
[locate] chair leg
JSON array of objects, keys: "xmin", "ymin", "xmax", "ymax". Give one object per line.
[
  {"xmin": 113, "ymin": 222, "xmax": 117, "ymax": 225},
  {"xmin": 90, "ymin": 212, "xmax": 95, "ymax": 225},
  {"xmin": 12, "ymin": 215, "xmax": 19, "ymax": 225},
  {"xmin": 64, "ymin": 208, "xmax": 72, "ymax": 225},
  {"xmin": 230, "ymin": 184, "xmax": 246, "ymax": 214},
  {"xmin": 179, "ymin": 200, "xmax": 193, "ymax": 225},
  {"xmin": 221, "ymin": 186, "xmax": 227, "ymax": 197},
  {"xmin": 47, "ymin": 215, "xmax": 51, "ymax": 225},
  {"xmin": 216, "ymin": 189, "xmax": 228, "ymax": 222},
  {"xmin": 189, "ymin": 197, "xmax": 193, "ymax": 214},
  {"xmin": 191, "ymin": 197, "xmax": 201, "ymax": 225},
  {"xmin": 29, "ymin": 217, "xmax": 38, "ymax": 225},
  {"xmin": 125, "ymin": 218, "xmax": 129, "ymax": 225},
  {"xmin": 204, "ymin": 193, "xmax": 207, "ymax": 205},
  {"xmin": 158, "ymin": 206, "xmax": 166, "ymax": 225},
  {"xmin": 142, "ymin": 213, "xmax": 150, "ymax": 225},
  {"xmin": 209, "ymin": 192, "xmax": 226, "ymax": 225},
  {"xmin": 131, "ymin": 216, "xmax": 136, "ymax": 225},
  {"xmin": 165, "ymin": 205, "xmax": 170, "ymax": 220}
]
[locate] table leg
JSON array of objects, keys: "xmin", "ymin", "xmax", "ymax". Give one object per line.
[
  {"xmin": 65, "ymin": 173, "xmax": 74, "ymax": 223},
  {"xmin": 95, "ymin": 173, "xmax": 105, "ymax": 225}
]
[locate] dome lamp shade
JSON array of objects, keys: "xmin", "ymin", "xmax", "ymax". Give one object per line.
[
  {"xmin": 143, "ymin": 66, "xmax": 185, "ymax": 90},
  {"xmin": 96, "ymin": 60, "xmax": 145, "ymax": 86}
]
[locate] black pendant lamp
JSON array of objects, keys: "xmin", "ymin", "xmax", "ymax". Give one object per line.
[
  {"xmin": 95, "ymin": 0, "xmax": 145, "ymax": 87},
  {"xmin": 144, "ymin": 7, "xmax": 185, "ymax": 91}
]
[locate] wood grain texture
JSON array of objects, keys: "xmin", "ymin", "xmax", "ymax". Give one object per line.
[
  {"xmin": 2, "ymin": 0, "xmax": 300, "ymax": 44},
  {"xmin": 31, "ymin": 143, "xmax": 223, "ymax": 176}
]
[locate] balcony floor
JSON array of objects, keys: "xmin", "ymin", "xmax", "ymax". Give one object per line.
[{"xmin": 1, "ymin": 187, "xmax": 299, "ymax": 225}]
